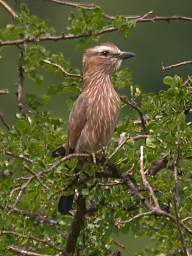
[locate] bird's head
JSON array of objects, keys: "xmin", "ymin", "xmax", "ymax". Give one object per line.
[{"xmin": 83, "ymin": 42, "xmax": 135, "ymax": 75}]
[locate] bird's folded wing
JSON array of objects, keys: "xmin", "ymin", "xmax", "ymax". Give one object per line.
[{"xmin": 68, "ymin": 93, "xmax": 88, "ymax": 151}]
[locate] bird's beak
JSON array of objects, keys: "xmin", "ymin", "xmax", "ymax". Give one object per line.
[{"xmin": 119, "ymin": 51, "xmax": 136, "ymax": 60}]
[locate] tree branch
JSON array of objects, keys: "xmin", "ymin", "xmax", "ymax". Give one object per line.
[
  {"xmin": 47, "ymin": 0, "xmax": 97, "ymax": 10},
  {"xmin": 0, "ymin": 0, "xmax": 18, "ymax": 18},
  {"xmin": 43, "ymin": 59, "xmax": 82, "ymax": 78},
  {"xmin": 7, "ymin": 246, "xmax": 50, "ymax": 256},
  {"xmin": 10, "ymin": 207, "xmax": 61, "ymax": 226},
  {"xmin": 0, "ymin": 230, "xmax": 62, "ymax": 253},
  {"xmin": 0, "ymin": 112, "xmax": 10, "ymax": 129},
  {"xmin": 0, "ymin": 12, "xmax": 192, "ymax": 48},
  {"xmin": 140, "ymin": 146, "xmax": 160, "ymax": 208},
  {"xmin": 104, "ymin": 134, "xmax": 148, "ymax": 166},
  {"xmin": 16, "ymin": 64, "xmax": 26, "ymax": 116},
  {"xmin": 120, "ymin": 96, "xmax": 147, "ymax": 133},
  {"xmin": 64, "ymin": 194, "xmax": 86, "ymax": 255},
  {"xmin": 162, "ymin": 60, "xmax": 192, "ymax": 71}
]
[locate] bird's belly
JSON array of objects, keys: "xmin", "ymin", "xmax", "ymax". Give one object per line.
[{"xmin": 76, "ymin": 102, "xmax": 120, "ymax": 152}]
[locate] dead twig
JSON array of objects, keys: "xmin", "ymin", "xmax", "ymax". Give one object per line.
[
  {"xmin": 43, "ymin": 59, "xmax": 82, "ymax": 78},
  {"xmin": 0, "ymin": 230, "xmax": 62, "ymax": 253},
  {"xmin": 7, "ymin": 246, "xmax": 50, "ymax": 256},
  {"xmin": 0, "ymin": 0, "xmax": 18, "ymax": 18},
  {"xmin": 47, "ymin": 0, "xmax": 97, "ymax": 10},
  {"xmin": 10, "ymin": 207, "xmax": 61, "ymax": 226},
  {"xmin": 140, "ymin": 146, "xmax": 160, "ymax": 208},
  {"xmin": 162, "ymin": 60, "xmax": 192, "ymax": 71},
  {"xmin": 120, "ymin": 96, "xmax": 147, "ymax": 133},
  {"xmin": 104, "ymin": 134, "xmax": 148, "ymax": 166},
  {"xmin": 0, "ymin": 112, "xmax": 10, "ymax": 129},
  {"xmin": 6, "ymin": 151, "xmax": 33, "ymax": 164},
  {"xmin": 117, "ymin": 210, "xmax": 154, "ymax": 225}
]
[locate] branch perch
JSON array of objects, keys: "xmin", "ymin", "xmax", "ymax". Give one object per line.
[{"xmin": 162, "ymin": 60, "xmax": 192, "ymax": 71}]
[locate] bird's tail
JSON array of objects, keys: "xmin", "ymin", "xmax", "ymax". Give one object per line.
[
  {"xmin": 58, "ymin": 194, "xmax": 74, "ymax": 214},
  {"xmin": 52, "ymin": 143, "xmax": 76, "ymax": 214},
  {"xmin": 52, "ymin": 144, "xmax": 67, "ymax": 157}
]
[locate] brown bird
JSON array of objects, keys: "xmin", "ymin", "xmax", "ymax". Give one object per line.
[{"xmin": 53, "ymin": 42, "xmax": 135, "ymax": 214}]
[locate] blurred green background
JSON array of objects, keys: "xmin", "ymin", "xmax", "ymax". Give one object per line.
[
  {"xmin": 0, "ymin": 0, "xmax": 192, "ymax": 126},
  {"xmin": 0, "ymin": 1, "xmax": 191, "ymax": 254}
]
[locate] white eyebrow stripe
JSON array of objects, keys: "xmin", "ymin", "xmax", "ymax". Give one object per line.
[{"xmin": 93, "ymin": 45, "xmax": 120, "ymax": 53}]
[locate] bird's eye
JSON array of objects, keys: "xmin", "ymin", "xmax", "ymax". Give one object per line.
[{"xmin": 102, "ymin": 51, "xmax": 109, "ymax": 56}]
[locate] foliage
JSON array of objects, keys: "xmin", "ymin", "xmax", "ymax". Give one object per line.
[{"xmin": 0, "ymin": 2, "xmax": 192, "ymax": 256}]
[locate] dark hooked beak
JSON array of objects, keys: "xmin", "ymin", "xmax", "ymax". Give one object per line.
[{"xmin": 119, "ymin": 51, "xmax": 136, "ymax": 60}]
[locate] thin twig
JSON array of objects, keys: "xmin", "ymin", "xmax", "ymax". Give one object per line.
[
  {"xmin": 162, "ymin": 60, "xmax": 192, "ymax": 71},
  {"xmin": 24, "ymin": 165, "xmax": 49, "ymax": 191},
  {"xmin": 0, "ymin": 112, "xmax": 10, "ymax": 129},
  {"xmin": 7, "ymin": 246, "xmax": 50, "ymax": 256},
  {"xmin": 0, "ymin": 0, "xmax": 18, "ymax": 18},
  {"xmin": 0, "ymin": 230, "xmax": 62, "ymax": 252},
  {"xmin": 6, "ymin": 151, "xmax": 33, "ymax": 163},
  {"xmin": 140, "ymin": 146, "xmax": 160, "ymax": 208},
  {"xmin": 43, "ymin": 59, "xmax": 82, "ymax": 78},
  {"xmin": 0, "ymin": 11, "xmax": 192, "ymax": 47},
  {"xmin": 47, "ymin": 0, "xmax": 97, "ymax": 10},
  {"xmin": 117, "ymin": 210, "xmax": 154, "ymax": 225},
  {"xmin": 10, "ymin": 207, "xmax": 61, "ymax": 226},
  {"xmin": 104, "ymin": 134, "xmax": 148, "ymax": 166},
  {"xmin": 120, "ymin": 96, "xmax": 147, "ymax": 133}
]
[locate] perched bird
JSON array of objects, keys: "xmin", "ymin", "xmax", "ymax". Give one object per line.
[{"xmin": 53, "ymin": 42, "xmax": 135, "ymax": 214}]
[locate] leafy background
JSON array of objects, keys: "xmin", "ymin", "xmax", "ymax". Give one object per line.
[{"xmin": 0, "ymin": 1, "xmax": 192, "ymax": 256}]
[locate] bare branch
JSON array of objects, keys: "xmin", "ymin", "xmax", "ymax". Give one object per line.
[
  {"xmin": 0, "ymin": 0, "xmax": 18, "ymax": 18},
  {"xmin": 162, "ymin": 60, "xmax": 192, "ymax": 71},
  {"xmin": 16, "ymin": 64, "xmax": 26, "ymax": 115},
  {"xmin": 140, "ymin": 146, "xmax": 160, "ymax": 208},
  {"xmin": 64, "ymin": 194, "xmax": 86, "ymax": 255},
  {"xmin": 6, "ymin": 151, "xmax": 33, "ymax": 163},
  {"xmin": 10, "ymin": 207, "xmax": 61, "ymax": 226},
  {"xmin": 47, "ymin": 0, "xmax": 98, "ymax": 10},
  {"xmin": 0, "ymin": 11, "xmax": 192, "ymax": 48},
  {"xmin": 0, "ymin": 230, "xmax": 62, "ymax": 253},
  {"xmin": 117, "ymin": 210, "xmax": 154, "ymax": 225},
  {"xmin": 146, "ymin": 158, "xmax": 168, "ymax": 176},
  {"xmin": 43, "ymin": 59, "xmax": 82, "ymax": 78},
  {"xmin": 7, "ymin": 246, "xmax": 50, "ymax": 256},
  {"xmin": 120, "ymin": 96, "xmax": 147, "ymax": 133},
  {"xmin": 0, "ymin": 112, "xmax": 10, "ymax": 129},
  {"xmin": 104, "ymin": 134, "xmax": 148, "ymax": 166}
]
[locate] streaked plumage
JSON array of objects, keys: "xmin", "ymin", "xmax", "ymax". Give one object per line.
[
  {"xmin": 53, "ymin": 42, "xmax": 135, "ymax": 214},
  {"xmin": 67, "ymin": 42, "xmax": 135, "ymax": 154}
]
